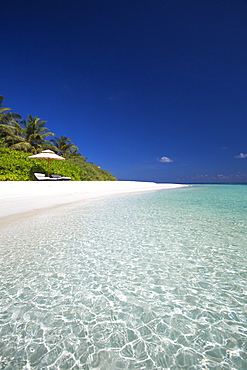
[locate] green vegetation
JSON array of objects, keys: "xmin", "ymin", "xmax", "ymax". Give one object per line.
[
  {"xmin": 51, "ymin": 135, "xmax": 79, "ymax": 156},
  {"xmin": 8, "ymin": 114, "xmax": 56, "ymax": 152},
  {"xmin": 67, "ymin": 156, "xmax": 117, "ymax": 181},
  {"xmin": 0, "ymin": 148, "xmax": 82, "ymax": 181},
  {"xmin": 0, "ymin": 95, "xmax": 117, "ymax": 181}
]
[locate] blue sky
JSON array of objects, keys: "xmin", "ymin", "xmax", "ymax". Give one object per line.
[{"xmin": 1, "ymin": 0, "xmax": 247, "ymax": 183}]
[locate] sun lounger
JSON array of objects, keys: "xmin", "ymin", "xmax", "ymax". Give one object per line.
[
  {"xmin": 34, "ymin": 173, "xmax": 58, "ymax": 181},
  {"xmin": 51, "ymin": 174, "xmax": 71, "ymax": 181}
]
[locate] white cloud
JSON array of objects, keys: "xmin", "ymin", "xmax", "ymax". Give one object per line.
[
  {"xmin": 235, "ymin": 153, "xmax": 247, "ymax": 159},
  {"xmin": 157, "ymin": 156, "xmax": 173, "ymax": 163}
]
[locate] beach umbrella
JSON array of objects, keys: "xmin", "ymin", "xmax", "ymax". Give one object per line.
[{"xmin": 28, "ymin": 149, "xmax": 65, "ymax": 176}]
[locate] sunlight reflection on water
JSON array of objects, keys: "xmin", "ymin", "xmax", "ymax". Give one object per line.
[{"xmin": 1, "ymin": 185, "xmax": 247, "ymax": 369}]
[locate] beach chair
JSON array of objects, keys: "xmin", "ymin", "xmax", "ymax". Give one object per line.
[
  {"xmin": 51, "ymin": 174, "xmax": 71, "ymax": 181},
  {"xmin": 34, "ymin": 173, "xmax": 58, "ymax": 181}
]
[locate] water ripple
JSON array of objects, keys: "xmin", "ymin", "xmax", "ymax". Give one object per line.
[{"xmin": 1, "ymin": 186, "xmax": 247, "ymax": 369}]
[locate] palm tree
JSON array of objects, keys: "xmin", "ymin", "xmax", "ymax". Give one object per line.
[
  {"xmin": 51, "ymin": 135, "xmax": 78, "ymax": 156},
  {"xmin": 0, "ymin": 119, "xmax": 25, "ymax": 148},
  {"xmin": 22, "ymin": 115, "xmax": 55, "ymax": 149},
  {"xmin": 69, "ymin": 148, "xmax": 83, "ymax": 157},
  {"xmin": 0, "ymin": 95, "xmax": 21, "ymax": 124},
  {"xmin": 2, "ymin": 114, "xmax": 55, "ymax": 152},
  {"xmin": 0, "ymin": 96, "xmax": 22, "ymax": 146}
]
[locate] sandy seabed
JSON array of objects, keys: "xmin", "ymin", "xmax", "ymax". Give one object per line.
[{"xmin": 0, "ymin": 181, "xmax": 188, "ymax": 224}]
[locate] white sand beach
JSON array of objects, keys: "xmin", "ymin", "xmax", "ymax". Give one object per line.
[{"xmin": 0, "ymin": 181, "xmax": 188, "ymax": 223}]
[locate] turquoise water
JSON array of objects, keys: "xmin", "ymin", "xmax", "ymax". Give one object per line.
[{"xmin": 0, "ymin": 185, "xmax": 247, "ymax": 369}]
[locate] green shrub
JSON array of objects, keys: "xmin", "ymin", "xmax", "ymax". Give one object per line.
[
  {"xmin": 67, "ymin": 156, "xmax": 117, "ymax": 181},
  {"xmin": 0, "ymin": 148, "xmax": 83, "ymax": 181}
]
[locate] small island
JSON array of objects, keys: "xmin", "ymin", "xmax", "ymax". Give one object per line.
[{"xmin": 0, "ymin": 95, "xmax": 117, "ymax": 181}]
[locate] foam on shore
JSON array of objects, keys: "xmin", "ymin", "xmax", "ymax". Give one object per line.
[{"xmin": 0, "ymin": 181, "xmax": 188, "ymax": 223}]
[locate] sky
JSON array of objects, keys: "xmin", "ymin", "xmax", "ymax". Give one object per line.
[{"xmin": 1, "ymin": 0, "xmax": 247, "ymax": 183}]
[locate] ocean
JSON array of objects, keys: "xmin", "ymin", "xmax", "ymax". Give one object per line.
[{"xmin": 0, "ymin": 185, "xmax": 247, "ymax": 369}]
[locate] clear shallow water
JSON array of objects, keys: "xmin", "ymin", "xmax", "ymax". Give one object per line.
[{"xmin": 0, "ymin": 185, "xmax": 247, "ymax": 369}]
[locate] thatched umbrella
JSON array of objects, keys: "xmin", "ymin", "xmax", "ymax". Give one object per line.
[{"xmin": 28, "ymin": 149, "xmax": 65, "ymax": 177}]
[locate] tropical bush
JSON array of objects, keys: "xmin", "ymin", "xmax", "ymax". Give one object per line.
[
  {"xmin": 67, "ymin": 156, "xmax": 117, "ymax": 181},
  {"xmin": 0, "ymin": 148, "xmax": 82, "ymax": 181}
]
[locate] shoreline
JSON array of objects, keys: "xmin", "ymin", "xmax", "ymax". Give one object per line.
[{"xmin": 0, "ymin": 181, "xmax": 188, "ymax": 226}]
